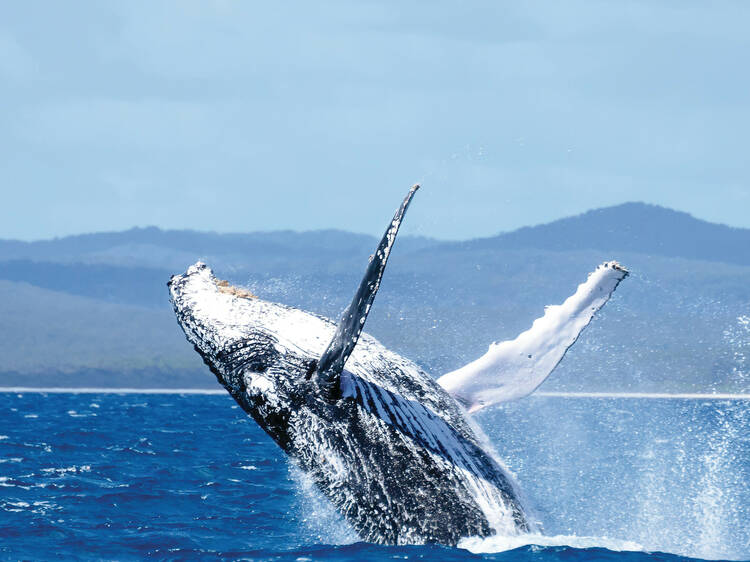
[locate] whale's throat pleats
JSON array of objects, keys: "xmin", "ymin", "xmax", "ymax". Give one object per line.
[{"xmin": 315, "ymin": 184, "xmax": 420, "ymax": 399}]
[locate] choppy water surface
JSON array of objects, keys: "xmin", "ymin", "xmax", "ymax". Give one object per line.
[{"xmin": 0, "ymin": 392, "xmax": 747, "ymax": 561}]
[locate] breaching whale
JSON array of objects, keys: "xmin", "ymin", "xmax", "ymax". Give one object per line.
[{"xmin": 168, "ymin": 185, "xmax": 628, "ymax": 545}]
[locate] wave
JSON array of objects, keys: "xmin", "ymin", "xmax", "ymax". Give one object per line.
[{"xmin": 459, "ymin": 533, "xmax": 644, "ymax": 554}]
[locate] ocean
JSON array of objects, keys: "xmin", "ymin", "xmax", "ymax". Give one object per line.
[{"xmin": 1, "ymin": 391, "xmax": 747, "ymax": 561}]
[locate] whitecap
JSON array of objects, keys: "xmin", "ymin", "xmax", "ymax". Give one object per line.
[
  {"xmin": 2, "ymin": 501, "xmax": 31, "ymax": 512},
  {"xmin": 0, "ymin": 476, "xmax": 34, "ymax": 490},
  {"xmin": 40, "ymin": 465, "xmax": 91, "ymax": 476},
  {"xmin": 29, "ymin": 500, "xmax": 60, "ymax": 514},
  {"xmin": 67, "ymin": 410, "xmax": 96, "ymax": 417}
]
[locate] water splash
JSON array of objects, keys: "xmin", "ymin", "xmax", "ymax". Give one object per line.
[
  {"xmin": 724, "ymin": 315, "xmax": 750, "ymax": 390},
  {"xmin": 288, "ymin": 464, "xmax": 359, "ymax": 546},
  {"xmin": 459, "ymin": 533, "xmax": 644, "ymax": 554},
  {"xmin": 479, "ymin": 397, "xmax": 750, "ymax": 561}
]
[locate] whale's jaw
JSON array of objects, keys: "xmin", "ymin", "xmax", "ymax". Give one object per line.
[
  {"xmin": 168, "ymin": 262, "xmax": 530, "ymax": 545},
  {"xmin": 167, "ymin": 263, "xmax": 309, "ymax": 447}
]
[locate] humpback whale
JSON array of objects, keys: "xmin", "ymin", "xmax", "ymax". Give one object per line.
[{"xmin": 168, "ymin": 185, "xmax": 628, "ymax": 545}]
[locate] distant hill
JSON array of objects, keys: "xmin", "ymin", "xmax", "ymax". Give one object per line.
[
  {"xmin": 450, "ymin": 202, "xmax": 750, "ymax": 267},
  {"xmin": 3, "ymin": 201, "xmax": 748, "ymax": 271},
  {"xmin": 1, "ymin": 203, "xmax": 748, "ymax": 393},
  {"xmin": 0, "ymin": 227, "xmax": 436, "ymax": 270},
  {"xmin": 0, "ymin": 279, "xmax": 201, "ymax": 388}
]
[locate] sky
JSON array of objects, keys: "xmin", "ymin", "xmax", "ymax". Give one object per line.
[{"xmin": 1, "ymin": 1, "xmax": 749, "ymax": 241}]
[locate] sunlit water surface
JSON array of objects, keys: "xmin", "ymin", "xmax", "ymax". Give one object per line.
[{"xmin": 0, "ymin": 392, "xmax": 747, "ymax": 561}]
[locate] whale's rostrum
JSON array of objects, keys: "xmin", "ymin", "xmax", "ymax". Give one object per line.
[{"xmin": 168, "ymin": 185, "xmax": 628, "ymax": 545}]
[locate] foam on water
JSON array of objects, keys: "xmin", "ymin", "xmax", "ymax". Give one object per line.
[
  {"xmin": 288, "ymin": 466, "xmax": 649, "ymax": 557},
  {"xmin": 459, "ymin": 533, "xmax": 644, "ymax": 554}
]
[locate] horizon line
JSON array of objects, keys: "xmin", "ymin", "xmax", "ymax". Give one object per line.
[
  {"xmin": 535, "ymin": 391, "xmax": 750, "ymax": 400},
  {"xmin": 3, "ymin": 200, "xmax": 742, "ymax": 245},
  {"xmin": 1, "ymin": 387, "xmax": 748, "ymax": 400}
]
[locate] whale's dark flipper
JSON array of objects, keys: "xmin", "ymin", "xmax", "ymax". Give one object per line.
[{"xmin": 315, "ymin": 184, "xmax": 420, "ymax": 397}]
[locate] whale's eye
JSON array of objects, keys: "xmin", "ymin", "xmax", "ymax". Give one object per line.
[{"xmin": 249, "ymin": 362, "xmax": 267, "ymax": 373}]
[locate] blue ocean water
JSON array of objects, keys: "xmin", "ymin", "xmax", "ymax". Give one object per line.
[{"xmin": 0, "ymin": 392, "xmax": 747, "ymax": 561}]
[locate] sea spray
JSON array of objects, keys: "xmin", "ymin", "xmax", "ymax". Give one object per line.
[{"xmin": 288, "ymin": 464, "xmax": 358, "ymax": 546}]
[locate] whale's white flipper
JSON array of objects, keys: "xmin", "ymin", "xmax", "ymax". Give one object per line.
[{"xmin": 437, "ymin": 261, "xmax": 628, "ymax": 413}]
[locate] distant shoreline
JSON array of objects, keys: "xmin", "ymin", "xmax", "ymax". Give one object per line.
[
  {"xmin": 1, "ymin": 387, "xmax": 748, "ymax": 399},
  {"xmin": 0, "ymin": 387, "xmax": 225, "ymax": 395}
]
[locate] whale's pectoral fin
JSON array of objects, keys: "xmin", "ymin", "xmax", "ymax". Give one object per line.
[
  {"xmin": 315, "ymin": 184, "xmax": 421, "ymax": 399},
  {"xmin": 437, "ymin": 261, "xmax": 628, "ymax": 413}
]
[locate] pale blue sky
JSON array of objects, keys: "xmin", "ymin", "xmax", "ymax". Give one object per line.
[{"xmin": 2, "ymin": 1, "xmax": 749, "ymax": 240}]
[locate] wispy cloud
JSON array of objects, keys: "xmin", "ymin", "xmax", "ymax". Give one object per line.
[{"xmin": 1, "ymin": 1, "xmax": 749, "ymax": 239}]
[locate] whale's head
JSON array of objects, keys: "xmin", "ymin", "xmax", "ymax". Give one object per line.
[{"xmin": 168, "ymin": 262, "xmax": 334, "ymax": 439}]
